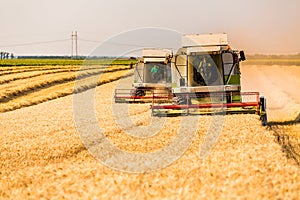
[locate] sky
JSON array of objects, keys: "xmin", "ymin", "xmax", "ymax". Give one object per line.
[{"xmin": 0, "ymin": 0, "xmax": 299, "ymax": 56}]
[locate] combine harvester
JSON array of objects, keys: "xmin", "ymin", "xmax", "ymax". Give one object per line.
[
  {"xmin": 114, "ymin": 48, "xmax": 173, "ymax": 103},
  {"xmin": 151, "ymin": 33, "xmax": 268, "ymax": 126}
]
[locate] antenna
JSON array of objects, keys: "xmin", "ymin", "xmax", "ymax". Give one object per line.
[{"xmin": 71, "ymin": 31, "xmax": 78, "ymax": 58}]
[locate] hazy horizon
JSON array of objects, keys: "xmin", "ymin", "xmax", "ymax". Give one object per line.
[{"xmin": 1, "ymin": 0, "xmax": 299, "ymax": 56}]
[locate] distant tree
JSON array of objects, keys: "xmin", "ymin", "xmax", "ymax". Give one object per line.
[
  {"xmin": 10, "ymin": 53, "xmax": 14, "ymax": 59},
  {"xmin": 0, "ymin": 52, "xmax": 3, "ymax": 59}
]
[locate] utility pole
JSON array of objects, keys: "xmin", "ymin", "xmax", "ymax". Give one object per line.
[{"xmin": 71, "ymin": 31, "xmax": 78, "ymax": 59}]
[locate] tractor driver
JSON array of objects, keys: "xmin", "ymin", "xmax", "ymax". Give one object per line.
[
  {"xmin": 151, "ymin": 65, "xmax": 159, "ymax": 81},
  {"xmin": 198, "ymin": 56, "xmax": 212, "ymax": 82}
]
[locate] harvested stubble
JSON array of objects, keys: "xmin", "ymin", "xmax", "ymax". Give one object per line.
[
  {"xmin": 0, "ymin": 68, "xmax": 79, "ymax": 84},
  {"xmin": 0, "ymin": 65, "xmax": 130, "ymax": 86},
  {"xmin": 272, "ymin": 124, "xmax": 300, "ymax": 165},
  {"xmin": 1, "ymin": 75, "xmax": 300, "ymax": 199},
  {"xmin": 0, "ymin": 66, "xmax": 79, "ymax": 76},
  {"xmin": 0, "ymin": 68, "xmax": 112, "ymax": 97},
  {"xmin": 0, "ymin": 65, "xmax": 131, "ymax": 112}
]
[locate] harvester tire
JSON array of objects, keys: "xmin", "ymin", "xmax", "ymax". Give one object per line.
[
  {"xmin": 260, "ymin": 96, "xmax": 268, "ymax": 126},
  {"xmin": 174, "ymin": 96, "xmax": 190, "ymax": 105},
  {"xmin": 135, "ymin": 89, "xmax": 146, "ymax": 97},
  {"xmin": 261, "ymin": 114, "xmax": 268, "ymax": 126}
]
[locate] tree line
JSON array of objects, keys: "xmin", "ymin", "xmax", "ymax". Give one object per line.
[
  {"xmin": 0, "ymin": 52, "xmax": 14, "ymax": 59},
  {"xmin": 247, "ymin": 53, "xmax": 300, "ymax": 59}
]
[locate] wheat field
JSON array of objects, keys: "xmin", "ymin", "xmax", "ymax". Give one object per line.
[
  {"xmin": 0, "ymin": 64, "xmax": 300, "ymax": 199},
  {"xmin": 0, "ymin": 65, "xmax": 131, "ymax": 112}
]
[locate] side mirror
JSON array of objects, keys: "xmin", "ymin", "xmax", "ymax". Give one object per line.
[{"xmin": 239, "ymin": 51, "xmax": 246, "ymax": 61}]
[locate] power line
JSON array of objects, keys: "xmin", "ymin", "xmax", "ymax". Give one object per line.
[
  {"xmin": 78, "ymin": 38, "xmax": 101, "ymax": 43},
  {"xmin": 0, "ymin": 37, "xmax": 157, "ymax": 49},
  {"xmin": 0, "ymin": 34, "xmax": 166, "ymax": 56},
  {"xmin": 0, "ymin": 39, "xmax": 69, "ymax": 48},
  {"xmin": 78, "ymin": 37, "xmax": 146, "ymax": 48}
]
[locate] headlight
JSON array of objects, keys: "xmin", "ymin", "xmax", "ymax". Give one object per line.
[
  {"xmin": 180, "ymin": 88, "xmax": 187, "ymax": 93},
  {"xmin": 225, "ymin": 86, "xmax": 231, "ymax": 91}
]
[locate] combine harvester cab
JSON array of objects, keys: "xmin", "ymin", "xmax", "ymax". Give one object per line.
[
  {"xmin": 114, "ymin": 48, "xmax": 173, "ymax": 103},
  {"xmin": 151, "ymin": 33, "xmax": 267, "ymax": 126}
]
